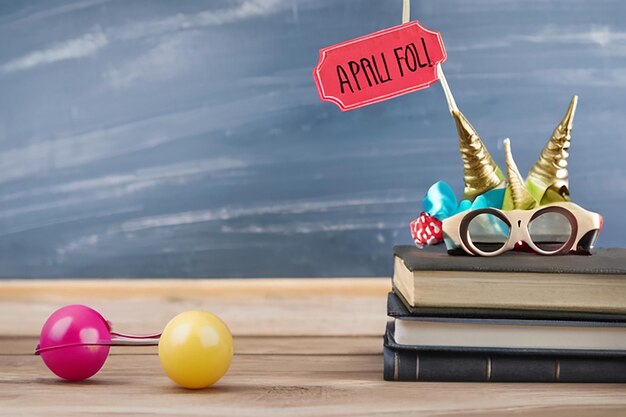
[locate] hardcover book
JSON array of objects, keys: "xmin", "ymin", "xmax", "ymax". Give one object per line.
[
  {"xmin": 393, "ymin": 245, "xmax": 626, "ymax": 313},
  {"xmin": 387, "ymin": 291, "xmax": 626, "ymax": 322},
  {"xmin": 383, "ymin": 322, "xmax": 626, "ymax": 382},
  {"xmin": 391, "ymin": 317, "xmax": 626, "ymax": 354}
]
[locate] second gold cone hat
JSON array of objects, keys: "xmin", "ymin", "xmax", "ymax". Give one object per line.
[
  {"xmin": 452, "ymin": 109, "xmax": 505, "ymax": 201},
  {"xmin": 526, "ymin": 96, "xmax": 577, "ymax": 205}
]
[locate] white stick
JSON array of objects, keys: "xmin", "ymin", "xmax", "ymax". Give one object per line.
[
  {"xmin": 403, "ymin": 0, "xmax": 458, "ymax": 114},
  {"xmin": 402, "ymin": 0, "xmax": 410, "ymax": 23},
  {"xmin": 437, "ymin": 64, "xmax": 458, "ymax": 113}
]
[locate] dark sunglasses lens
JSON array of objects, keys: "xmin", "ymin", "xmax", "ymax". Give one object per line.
[
  {"xmin": 528, "ymin": 211, "xmax": 572, "ymax": 252},
  {"xmin": 467, "ymin": 213, "xmax": 510, "ymax": 253}
]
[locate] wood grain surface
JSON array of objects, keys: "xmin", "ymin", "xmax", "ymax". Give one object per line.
[{"xmin": 1, "ymin": 279, "xmax": 625, "ymax": 417}]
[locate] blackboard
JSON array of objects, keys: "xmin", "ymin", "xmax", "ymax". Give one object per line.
[{"xmin": 0, "ymin": 0, "xmax": 624, "ymax": 277}]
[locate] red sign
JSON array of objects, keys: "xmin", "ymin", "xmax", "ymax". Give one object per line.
[{"xmin": 313, "ymin": 21, "xmax": 447, "ymax": 111}]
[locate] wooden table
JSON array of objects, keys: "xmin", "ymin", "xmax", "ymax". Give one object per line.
[{"xmin": 1, "ymin": 279, "xmax": 625, "ymax": 416}]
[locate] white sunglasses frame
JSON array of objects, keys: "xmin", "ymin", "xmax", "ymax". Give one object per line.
[{"xmin": 442, "ymin": 202, "xmax": 602, "ymax": 256}]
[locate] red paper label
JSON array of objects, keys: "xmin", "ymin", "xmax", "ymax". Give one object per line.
[{"xmin": 313, "ymin": 21, "xmax": 447, "ymax": 111}]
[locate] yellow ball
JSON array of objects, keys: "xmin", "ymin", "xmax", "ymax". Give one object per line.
[{"xmin": 158, "ymin": 310, "xmax": 233, "ymax": 389}]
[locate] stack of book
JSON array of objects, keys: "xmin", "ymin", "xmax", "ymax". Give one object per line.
[{"xmin": 384, "ymin": 245, "xmax": 626, "ymax": 382}]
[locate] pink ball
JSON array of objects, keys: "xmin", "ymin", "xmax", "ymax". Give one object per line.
[{"xmin": 37, "ymin": 305, "xmax": 111, "ymax": 381}]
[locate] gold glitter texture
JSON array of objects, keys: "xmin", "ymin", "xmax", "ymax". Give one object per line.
[
  {"xmin": 526, "ymin": 96, "xmax": 578, "ymax": 205},
  {"xmin": 452, "ymin": 109, "xmax": 505, "ymax": 201}
]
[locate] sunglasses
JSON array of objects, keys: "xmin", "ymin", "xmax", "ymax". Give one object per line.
[
  {"xmin": 442, "ymin": 202, "xmax": 602, "ymax": 256},
  {"xmin": 35, "ymin": 304, "xmax": 233, "ymax": 388}
]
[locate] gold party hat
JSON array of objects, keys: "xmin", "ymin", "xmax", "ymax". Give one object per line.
[
  {"xmin": 502, "ymin": 138, "xmax": 537, "ymax": 210},
  {"xmin": 452, "ymin": 109, "xmax": 505, "ymax": 201},
  {"xmin": 526, "ymin": 96, "xmax": 577, "ymax": 205}
]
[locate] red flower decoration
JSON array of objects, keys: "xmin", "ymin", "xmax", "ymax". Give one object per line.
[{"xmin": 410, "ymin": 212, "xmax": 443, "ymax": 247}]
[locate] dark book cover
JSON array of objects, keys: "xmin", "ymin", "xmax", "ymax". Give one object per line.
[
  {"xmin": 387, "ymin": 291, "xmax": 626, "ymax": 322},
  {"xmin": 383, "ymin": 322, "xmax": 626, "ymax": 382},
  {"xmin": 394, "ymin": 245, "xmax": 626, "ymax": 275}
]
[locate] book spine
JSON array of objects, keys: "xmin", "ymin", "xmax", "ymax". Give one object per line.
[{"xmin": 383, "ymin": 345, "xmax": 626, "ymax": 382}]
